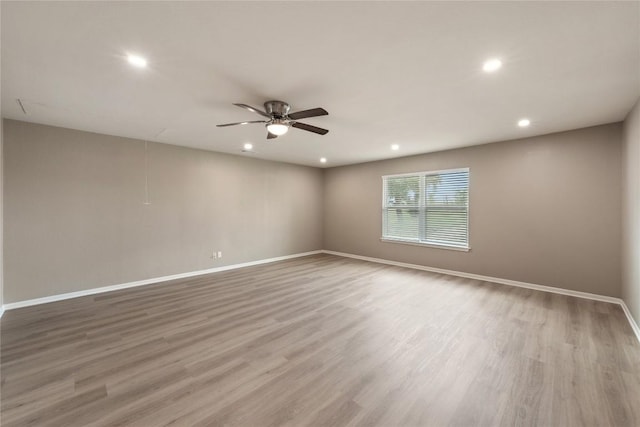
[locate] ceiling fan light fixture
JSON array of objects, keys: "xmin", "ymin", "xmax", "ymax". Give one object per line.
[{"xmin": 266, "ymin": 122, "xmax": 289, "ymax": 136}]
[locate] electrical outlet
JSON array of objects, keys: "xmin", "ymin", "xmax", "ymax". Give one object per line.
[
  {"xmin": 217, "ymin": 251, "xmax": 223, "ymax": 258},
  {"xmin": 211, "ymin": 251, "xmax": 217, "ymax": 260}
]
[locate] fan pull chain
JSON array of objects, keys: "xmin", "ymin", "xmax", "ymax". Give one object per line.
[{"xmin": 143, "ymin": 140, "xmax": 151, "ymax": 205}]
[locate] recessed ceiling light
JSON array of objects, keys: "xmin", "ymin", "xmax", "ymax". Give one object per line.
[
  {"xmin": 518, "ymin": 118, "xmax": 531, "ymax": 127},
  {"xmin": 243, "ymin": 143, "xmax": 253, "ymax": 151},
  {"xmin": 391, "ymin": 144, "xmax": 400, "ymax": 151},
  {"xmin": 482, "ymin": 58, "xmax": 502, "ymax": 72},
  {"xmin": 320, "ymin": 157, "xmax": 327, "ymax": 164},
  {"xmin": 127, "ymin": 54, "xmax": 147, "ymax": 68}
]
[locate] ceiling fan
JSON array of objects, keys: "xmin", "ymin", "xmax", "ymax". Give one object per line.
[{"xmin": 217, "ymin": 100, "xmax": 329, "ymax": 139}]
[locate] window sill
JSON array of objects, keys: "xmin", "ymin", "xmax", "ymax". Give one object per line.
[{"xmin": 380, "ymin": 238, "xmax": 471, "ymax": 252}]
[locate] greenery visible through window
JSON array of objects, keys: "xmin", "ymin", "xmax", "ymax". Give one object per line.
[{"xmin": 382, "ymin": 168, "xmax": 469, "ymax": 249}]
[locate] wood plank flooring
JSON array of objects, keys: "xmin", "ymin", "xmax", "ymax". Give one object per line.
[{"xmin": 2, "ymin": 254, "xmax": 640, "ymax": 426}]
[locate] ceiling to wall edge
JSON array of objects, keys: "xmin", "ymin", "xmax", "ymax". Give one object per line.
[{"xmin": 0, "ymin": 116, "xmax": 628, "ymax": 171}]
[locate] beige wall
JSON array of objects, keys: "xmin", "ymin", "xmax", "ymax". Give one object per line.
[
  {"xmin": 3, "ymin": 119, "xmax": 323, "ymax": 303},
  {"xmin": 0, "ymin": 116, "xmax": 3, "ymax": 310},
  {"xmin": 2, "ymin": 119, "xmax": 627, "ymax": 303},
  {"xmin": 623, "ymin": 98, "xmax": 640, "ymax": 321},
  {"xmin": 324, "ymin": 124, "xmax": 622, "ymax": 297}
]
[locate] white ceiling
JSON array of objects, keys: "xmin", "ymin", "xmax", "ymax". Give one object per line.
[{"xmin": 2, "ymin": 1, "xmax": 639, "ymax": 167}]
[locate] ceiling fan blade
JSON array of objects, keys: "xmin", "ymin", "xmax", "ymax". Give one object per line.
[
  {"xmin": 291, "ymin": 122, "xmax": 329, "ymax": 135},
  {"xmin": 233, "ymin": 103, "xmax": 271, "ymax": 118},
  {"xmin": 287, "ymin": 107, "xmax": 328, "ymax": 120},
  {"xmin": 267, "ymin": 131, "xmax": 278, "ymax": 139},
  {"xmin": 216, "ymin": 120, "xmax": 266, "ymax": 127}
]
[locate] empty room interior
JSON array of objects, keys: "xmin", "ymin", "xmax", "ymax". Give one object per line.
[{"xmin": 1, "ymin": 1, "xmax": 640, "ymax": 426}]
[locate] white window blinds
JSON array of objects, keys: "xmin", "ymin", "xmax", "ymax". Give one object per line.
[{"xmin": 382, "ymin": 168, "xmax": 469, "ymax": 249}]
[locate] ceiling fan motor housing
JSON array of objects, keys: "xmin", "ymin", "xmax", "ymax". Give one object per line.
[{"xmin": 264, "ymin": 100, "xmax": 291, "ymax": 118}]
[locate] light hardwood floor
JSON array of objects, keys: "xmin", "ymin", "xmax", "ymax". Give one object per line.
[{"xmin": 2, "ymin": 254, "xmax": 639, "ymax": 426}]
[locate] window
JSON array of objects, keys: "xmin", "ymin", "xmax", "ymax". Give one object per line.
[{"xmin": 382, "ymin": 168, "xmax": 469, "ymax": 250}]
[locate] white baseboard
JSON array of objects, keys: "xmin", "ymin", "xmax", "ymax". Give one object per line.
[
  {"xmin": 620, "ymin": 301, "xmax": 640, "ymax": 343},
  {"xmin": 0, "ymin": 305, "xmax": 4, "ymax": 319},
  {"xmin": 322, "ymin": 250, "xmax": 640, "ymax": 343},
  {"xmin": 322, "ymin": 250, "xmax": 619, "ymax": 303},
  {"xmin": 2, "ymin": 250, "xmax": 322, "ymax": 311}
]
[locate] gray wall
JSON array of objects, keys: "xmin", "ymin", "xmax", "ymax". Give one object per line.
[
  {"xmin": 324, "ymin": 124, "xmax": 622, "ymax": 297},
  {"xmin": 623, "ymin": 98, "xmax": 640, "ymax": 321},
  {"xmin": 3, "ymin": 119, "xmax": 323, "ymax": 303}
]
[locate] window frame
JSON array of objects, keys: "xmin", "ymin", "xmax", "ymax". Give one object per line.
[{"xmin": 381, "ymin": 167, "xmax": 470, "ymax": 252}]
